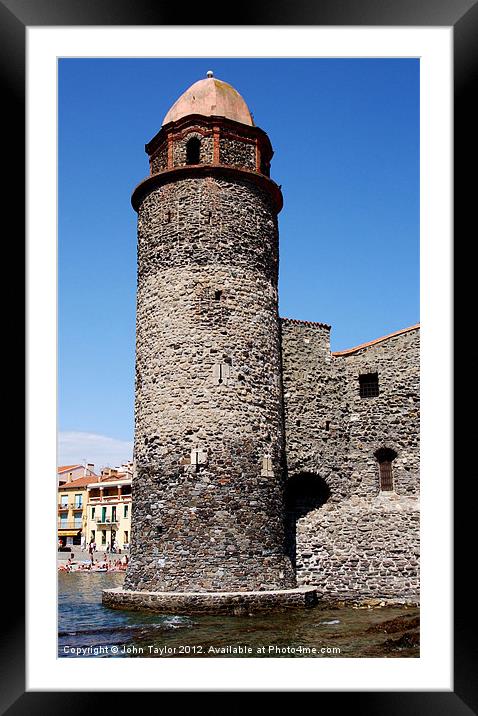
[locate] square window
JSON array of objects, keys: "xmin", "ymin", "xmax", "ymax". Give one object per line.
[{"xmin": 359, "ymin": 372, "xmax": 379, "ymax": 398}]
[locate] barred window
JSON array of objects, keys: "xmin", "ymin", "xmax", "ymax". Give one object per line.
[{"xmin": 359, "ymin": 372, "xmax": 379, "ymax": 398}]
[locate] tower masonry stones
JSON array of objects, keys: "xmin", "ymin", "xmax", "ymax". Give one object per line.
[{"xmin": 103, "ymin": 73, "xmax": 419, "ymax": 614}]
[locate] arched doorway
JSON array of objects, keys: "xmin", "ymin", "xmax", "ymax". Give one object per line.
[{"xmin": 284, "ymin": 473, "xmax": 331, "ymax": 569}]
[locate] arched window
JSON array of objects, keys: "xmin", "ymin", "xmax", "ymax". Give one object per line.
[
  {"xmin": 375, "ymin": 448, "xmax": 397, "ymax": 492},
  {"xmin": 186, "ymin": 137, "xmax": 201, "ymax": 165}
]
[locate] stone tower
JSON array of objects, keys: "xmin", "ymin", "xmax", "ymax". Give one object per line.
[
  {"xmin": 102, "ymin": 72, "xmax": 418, "ymax": 613},
  {"xmin": 105, "ymin": 73, "xmax": 317, "ymax": 613}
]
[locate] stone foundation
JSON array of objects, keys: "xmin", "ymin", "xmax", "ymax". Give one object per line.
[{"xmin": 102, "ymin": 586, "xmax": 318, "ymax": 615}]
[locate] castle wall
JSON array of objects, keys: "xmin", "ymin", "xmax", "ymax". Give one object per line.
[
  {"xmin": 125, "ymin": 174, "xmax": 295, "ymax": 593},
  {"xmin": 337, "ymin": 328, "xmax": 420, "ymax": 497},
  {"xmin": 281, "ymin": 319, "xmax": 350, "ymax": 500},
  {"xmin": 296, "ymin": 495, "xmax": 419, "ymax": 602},
  {"xmin": 281, "ymin": 322, "xmax": 420, "ymax": 601}
]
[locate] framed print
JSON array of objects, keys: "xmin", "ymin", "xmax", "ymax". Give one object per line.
[{"xmin": 8, "ymin": 0, "xmax": 468, "ymax": 711}]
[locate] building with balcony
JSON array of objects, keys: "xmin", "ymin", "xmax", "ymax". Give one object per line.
[
  {"xmin": 85, "ymin": 468, "xmax": 132, "ymax": 551},
  {"xmin": 58, "ymin": 469, "xmax": 98, "ymax": 547}
]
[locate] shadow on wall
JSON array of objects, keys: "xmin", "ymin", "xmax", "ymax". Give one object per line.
[{"xmin": 285, "ymin": 473, "xmax": 331, "ymax": 570}]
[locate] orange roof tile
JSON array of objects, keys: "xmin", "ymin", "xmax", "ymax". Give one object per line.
[
  {"xmin": 57, "ymin": 464, "xmax": 82, "ymax": 473},
  {"xmin": 98, "ymin": 473, "xmax": 129, "ymax": 482},
  {"xmin": 59, "ymin": 475, "xmax": 99, "ymax": 489},
  {"xmin": 332, "ymin": 323, "xmax": 420, "ymax": 357}
]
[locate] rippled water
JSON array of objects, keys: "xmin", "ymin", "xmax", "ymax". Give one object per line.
[{"xmin": 58, "ymin": 572, "xmax": 419, "ymax": 658}]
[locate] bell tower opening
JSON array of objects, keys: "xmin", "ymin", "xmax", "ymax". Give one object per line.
[{"xmin": 186, "ymin": 137, "xmax": 201, "ymax": 165}]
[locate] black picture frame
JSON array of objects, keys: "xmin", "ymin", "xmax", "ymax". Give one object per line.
[{"xmin": 8, "ymin": 0, "xmax": 465, "ymax": 712}]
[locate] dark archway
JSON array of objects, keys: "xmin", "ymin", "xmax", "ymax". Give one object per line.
[
  {"xmin": 284, "ymin": 473, "xmax": 331, "ymax": 569},
  {"xmin": 186, "ymin": 137, "xmax": 201, "ymax": 165}
]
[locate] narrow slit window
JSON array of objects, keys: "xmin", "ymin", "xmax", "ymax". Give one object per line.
[
  {"xmin": 213, "ymin": 362, "xmax": 231, "ymax": 385},
  {"xmin": 359, "ymin": 372, "xmax": 379, "ymax": 398},
  {"xmin": 375, "ymin": 448, "xmax": 397, "ymax": 492},
  {"xmin": 379, "ymin": 461, "xmax": 394, "ymax": 491},
  {"xmin": 186, "ymin": 137, "xmax": 201, "ymax": 165}
]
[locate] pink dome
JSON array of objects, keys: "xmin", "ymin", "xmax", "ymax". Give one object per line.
[{"xmin": 162, "ymin": 75, "xmax": 254, "ymax": 127}]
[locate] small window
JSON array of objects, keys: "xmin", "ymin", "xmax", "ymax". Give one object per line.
[
  {"xmin": 214, "ymin": 290, "xmax": 222, "ymax": 301},
  {"xmin": 124, "ymin": 504, "xmax": 128, "ymax": 518},
  {"xmin": 186, "ymin": 137, "xmax": 201, "ymax": 165},
  {"xmin": 359, "ymin": 372, "xmax": 379, "ymax": 398}
]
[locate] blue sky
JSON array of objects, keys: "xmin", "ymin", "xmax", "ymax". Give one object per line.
[{"xmin": 58, "ymin": 58, "xmax": 419, "ymax": 468}]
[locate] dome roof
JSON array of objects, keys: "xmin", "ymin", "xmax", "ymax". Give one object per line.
[{"xmin": 162, "ymin": 74, "xmax": 254, "ymax": 127}]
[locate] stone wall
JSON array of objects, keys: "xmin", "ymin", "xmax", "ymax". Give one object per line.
[
  {"xmin": 219, "ymin": 136, "xmax": 256, "ymax": 170},
  {"xmin": 150, "ymin": 143, "xmax": 168, "ymax": 174},
  {"xmin": 337, "ymin": 328, "xmax": 420, "ymax": 497},
  {"xmin": 281, "ymin": 319, "xmax": 350, "ymax": 500},
  {"xmin": 281, "ymin": 322, "xmax": 420, "ymax": 600},
  {"xmin": 125, "ymin": 173, "xmax": 295, "ymax": 593},
  {"xmin": 296, "ymin": 495, "xmax": 419, "ymax": 602}
]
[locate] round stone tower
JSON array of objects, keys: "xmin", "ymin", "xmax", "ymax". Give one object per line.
[{"xmin": 104, "ymin": 73, "xmax": 317, "ymax": 613}]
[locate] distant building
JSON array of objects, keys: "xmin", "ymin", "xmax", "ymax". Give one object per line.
[
  {"xmin": 57, "ymin": 468, "xmax": 98, "ymax": 547},
  {"xmin": 85, "ymin": 467, "xmax": 132, "ymax": 551},
  {"xmin": 58, "ymin": 463, "xmax": 95, "ymax": 486}
]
